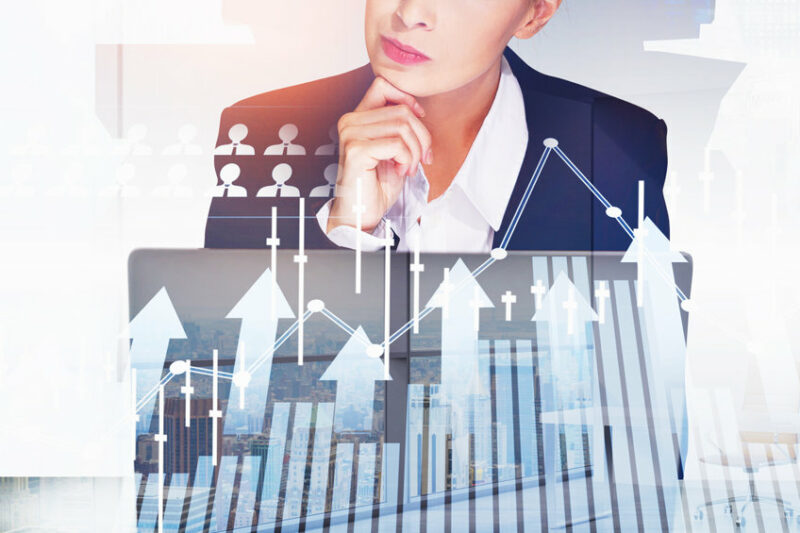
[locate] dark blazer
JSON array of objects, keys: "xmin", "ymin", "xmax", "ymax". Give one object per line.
[{"xmin": 205, "ymin": 47, "xmax": 670, "ymax": 252}]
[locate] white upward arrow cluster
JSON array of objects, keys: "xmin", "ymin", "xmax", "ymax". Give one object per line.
[
  {"xmin": 123, "ymin": 138, "xmax": 701, "ymax": 533},
  {"xmin": 124, "ymin": 138, "xmax": 695, "ymax": 452}
]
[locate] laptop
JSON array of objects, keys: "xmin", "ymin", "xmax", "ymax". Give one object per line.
[{"xmin": 128, "ymin": 248, "xmax": 692, "ymax": 532}]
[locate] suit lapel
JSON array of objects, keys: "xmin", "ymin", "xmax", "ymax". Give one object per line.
[{"xmin": 494, "ymin": 48, "xmax": 595, "ymax": 252}]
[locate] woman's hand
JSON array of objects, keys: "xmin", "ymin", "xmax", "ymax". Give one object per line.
[{"xmin": 327, "ymin": 76, "xmax": 433, "ymax": 234}]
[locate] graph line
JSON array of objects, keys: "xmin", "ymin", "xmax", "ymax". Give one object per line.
[
  {"xmin": 499, "ymin": 142, "xmax": 554, "ymax": 249},
  {"xmin": 247, "ymin": 309, "xmax": 313, "ymax": 374},
  {"xmin": 133, "ymin": 138, "xmax": 692, "ymax": 418},
  {"xmin": 136, "ymin": 371, "xmax": 174, "ymax": 413},
  {"xmin": 552, "ymin": 145, "xmax": 635, "ymax": 239}
]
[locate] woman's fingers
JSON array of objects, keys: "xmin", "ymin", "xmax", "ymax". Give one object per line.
[
  {"xmin": 329, "ymin": 137, "xmax": 412, "ymax": 232},
  {"xmin": 356, "ymin": 76, "xmax": 426, "ymax": 117},
  {"xmin": 339, "ymin": 120, "xmax": 424, "ymax": 177},
  {"xmin": 344, "ymin": 137, "xmax": 413, "ymax": 173},
  {"xmin": 339, "ymin": 105, "xmax": 432, "ymax": 170}
]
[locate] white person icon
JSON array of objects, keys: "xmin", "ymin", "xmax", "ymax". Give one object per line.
[
  {"xmin": 264, "ymin": 123, "xmax": 306, "ymax": 155},
  {"xmin": 257, "ymin": 163, "xmax": 301, "ymax": 197},
  {"xmin": 309, "ymin": 163, "xmax": 338, "ymax": 197},
  {"xmin": 214, "ymin": 123, "xmax": 255, "ymax": 156},
  {"xmin": 314, "ymin": 124, "xmax": 339, "ymax": 155},
  {"xmin": 212, "ymin": 163, "xmax": 248, "ymax": 197},
  {"xmin": 164, "ymin": 124, "xmax": 203, "ymax": 156},
  {"xmin": 152, "ymin": 164, "xmax": 194, "ymax": 198},
  {"xmin": 98, "ymin": 163, "xmax": 140, "ymax": 198},
  {"xmin": 113, "ymin": 123, "xmax": 152, "ymax": 157}
]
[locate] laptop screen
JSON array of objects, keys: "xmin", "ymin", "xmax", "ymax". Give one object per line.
[{"xmin": 128, "ymin": 248, "xmax": 692, "ymax": 532}]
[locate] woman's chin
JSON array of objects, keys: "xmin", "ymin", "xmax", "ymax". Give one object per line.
[{"xmin": 373, "ymin": 67, "xmax": 438, "ymax": 98}]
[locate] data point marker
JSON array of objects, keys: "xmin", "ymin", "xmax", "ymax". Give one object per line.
[
  {"xmin": 366, "ymin": 344, "xmax": 384, "ymax": 359},
  {"xmin": 543, "ymin": 138, "xmax": 559, "ymax": 148},
  {"xmin": 605, "ymin": 206, "xmax": 622, "ymax": 219},
  {"xmin": 169, "ymin": 360, "xmax": 188, "ymax": 375},
  {"xmin": 307, "ymin": 299, "xmax": 325, "ymax": 313},
  {"xmin": 490, "ymin": 248, "xmax": 508, "ymax": 260},
  {"xmin": 232, "ymin": 370, "xmax": 251, "ymax": 387}
]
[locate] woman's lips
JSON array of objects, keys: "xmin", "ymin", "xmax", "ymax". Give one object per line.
[{"xmin": 380, "ymin": 36, "xmax": 431, "ymax": 66}]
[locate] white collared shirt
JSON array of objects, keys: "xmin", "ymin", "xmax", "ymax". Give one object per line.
[{"xmin": 316, "ymin": 55, "xmax": 528, "ymax": 253}]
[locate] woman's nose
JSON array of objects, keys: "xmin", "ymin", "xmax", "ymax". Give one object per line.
[{"xmin": 394, "ymin": 0, "xmax": 435, "ymax": 30}]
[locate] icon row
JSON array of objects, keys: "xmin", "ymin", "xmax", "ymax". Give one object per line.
[
  {"xmin": 214, "ymin": 123, "xmax": 338, "ymax": 157},
  {"xmin": 212, "ymin": 162, "xmax": 338, "ymax": 198}
]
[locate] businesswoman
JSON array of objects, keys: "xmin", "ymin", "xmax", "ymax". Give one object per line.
[{"xmin": 205, "ymin": 0, "xmax": 670, "ymax": 253}]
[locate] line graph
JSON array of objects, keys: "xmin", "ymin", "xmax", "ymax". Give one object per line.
[
  {"xmin": 131, "ymin": 137, "xmax": 691, "ymax": 416},
  {"xmin": 127, "ymin": 137, "xmax": 704, "ymax": 533}
]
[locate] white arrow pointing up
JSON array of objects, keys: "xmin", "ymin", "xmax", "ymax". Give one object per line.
[
  {"xmin": 320, "ymin": 326, "xmax": 388, "ymax": 433},
  {"xmin": 425, "ymin": 259, "xmax": 494, "ymax": 400},
  {"xmin": 622, "ymin": 217, "xmax": 689, "ymax": 470},
  {"xmin": 129, "ymin": 287, "xmax": 186, "ymax": 433},
  {"xmin": 223, "ymin": 268, "xmax": 294, "ymax": 435},
  {"xmin": 532, "ymin": 272, "xmax": 599, "ymax": 528},
  {"xmin": 532, "ymin": 272, "xmax": 598, "ymax": 334},
  {"xmin": 424, "ymin": 259, "xmax": 493, "ymax": 494},
  {"xmin": 532, "ymin": 273, "xmax": 598, "ymax": 385},
  {"xmin": 621, "ymin": 218, "xmax": 687, "ymax": 388}
]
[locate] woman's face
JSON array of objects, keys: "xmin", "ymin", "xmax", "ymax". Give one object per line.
[{"xmin": 365, "ymin": 0, "xmax": 544, "ymax": 97}]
